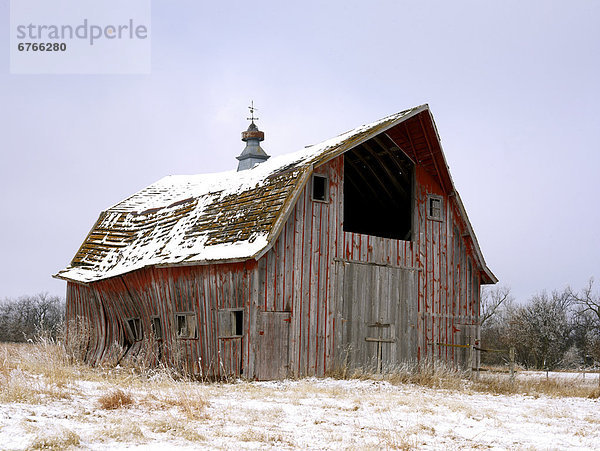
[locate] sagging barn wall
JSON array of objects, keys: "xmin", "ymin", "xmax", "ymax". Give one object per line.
[{"xmin": 67, "ymin": 261, "xmax": 256, "ymax": 378}]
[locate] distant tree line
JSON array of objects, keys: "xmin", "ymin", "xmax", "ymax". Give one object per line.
[
  {"xmin": 0, "ymin": 293, "xmax": 65, "ymax": 342},
  {"xmin": 481, "ymin": 279, "xmax": 600, "ymax": 370}
]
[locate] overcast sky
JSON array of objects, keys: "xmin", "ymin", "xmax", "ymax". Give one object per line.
[{"xmin": 0, "ymin": 0, "xmax": 598, "ymax": 302}]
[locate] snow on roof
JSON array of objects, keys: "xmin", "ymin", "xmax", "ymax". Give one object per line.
[{"xmin": 55, "ymin": 106, "xmax": 425, "ymax": 284}]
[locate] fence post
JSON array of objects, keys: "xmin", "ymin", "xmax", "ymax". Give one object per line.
[
  {"xmin": 509, "ymin": 346, "xmax": 515, "ymax": 383},
  {"xmin": 468, "ymin": 345, "xmax": 473, "ymax": 380}
]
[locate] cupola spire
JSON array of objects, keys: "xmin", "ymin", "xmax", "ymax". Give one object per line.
[{"xmin": 236, "ymin": 101, "xmax": 270, "ymax": 171}]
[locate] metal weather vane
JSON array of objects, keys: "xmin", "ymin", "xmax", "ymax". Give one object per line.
[{"xmin": 247, "ymin": 101, "xmax": 259, "ymax": 123}]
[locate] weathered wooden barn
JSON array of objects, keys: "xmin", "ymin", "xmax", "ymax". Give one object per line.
[{"xmin": 55, "ymin": 104, "xmax": 496, "ymax": 379}]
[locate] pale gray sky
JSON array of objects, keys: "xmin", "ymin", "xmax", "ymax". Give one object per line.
[{"xmin": 1, "ymin": 0, "xmax": 598, "ymax": 302}]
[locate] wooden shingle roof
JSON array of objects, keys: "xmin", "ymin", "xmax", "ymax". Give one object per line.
[
  {"xmin": 55, "ymin": 104, "xmax": 496, "ymax": 284},
  {"xmin": 55, "ymin": 106, "xmax": 426, "ymax": 284}
]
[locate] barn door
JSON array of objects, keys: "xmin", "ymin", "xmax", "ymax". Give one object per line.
[
  {"xmin": 217, "ymin": 309, "xmax": 244, "ymax": 378},
  {"xmin": 339, "ymin": 262, "xmax": 417, "ymax": 371},
  {"xmin": 256, "ymin": 311, "xmax": 290, "ymax": 380}
]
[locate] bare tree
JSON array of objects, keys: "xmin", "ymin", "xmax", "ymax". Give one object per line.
[
  {"xmin": 569, "ymin": 278, "xmax": 600, "ymax": 329},
  {"xmin": 480, "ymin": 285, "xmax": 513, "ymax": 327},
  {"xmin": 0, "ymin": 293, "xmax": 65, "ymax": 342},
  {"xmin": 505, "ymin": 290, "xmax": 572, "ymax": 370},
  {"xmin": 479, "ymin": 286, "xmax": 515, "ymax": 365},
  {"xmin": 568, "ymin": 278, "xmax": 600, "ymax": 364}
]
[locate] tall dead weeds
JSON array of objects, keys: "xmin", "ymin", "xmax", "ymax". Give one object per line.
[{"xmin": 329, "ymin": 357, "xmax": 600, "ymax": 399}]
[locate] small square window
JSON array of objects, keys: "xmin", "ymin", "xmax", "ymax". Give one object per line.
[
  {"xmin": 427, "ymin": 195, "xmax": 443, "ymax": 221},
  {"xmin": 151, "ymin": 316, "xmax": 163, "ymax": 340},
  {"xmin": 176, "ymin": 313, "xmax": 198, "ymax": 339},
  {"xmin": 127, "ymin": 318, "xmax": 143, "ymax": 341},
  {"xmin": 218, "ymin": 309, "xmax": 244, "ymax": 338},
  {"xmin": 312, "ymin": 175, "xmax": 328, "ymax": 202}
]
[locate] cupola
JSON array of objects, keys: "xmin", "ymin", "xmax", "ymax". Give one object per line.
[{"xmin": 236, "ymin": 102, "xmax": 270, "ymax": 171}]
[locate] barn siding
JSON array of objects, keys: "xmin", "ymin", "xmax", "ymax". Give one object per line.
[
  {"xmin": 253, "ymin": 154, "xmax": 482, "ymax": 377},
  {"xmin": 66, "ymin": 261, "xmax": 256, "ymax": 378}
]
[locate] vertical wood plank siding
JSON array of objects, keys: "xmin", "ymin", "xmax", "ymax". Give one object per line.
[
  {"xmin": 254, "ymin": 156, "xmax": 481, "ymax": 377},
  {"xmin": 66, "ymin": 146, "xmax": 483, "ymax": 379},
  {"xmin": 66, "ymin": 261, "xmax": 256, "ymax": 378}
]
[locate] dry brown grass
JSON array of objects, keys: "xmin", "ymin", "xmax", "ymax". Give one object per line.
[
  {"xmin": 134, "ymin": 374, "xmax": 210, "ymax": 420},
  {"xmin": 0, "ymin": 340, "xmax": 76, "ymax": 404},
  {"xmin": 169, "ymin": 391, "xmax": 209, "ymax": 419},
  {"xmin": 147, "ymin": 417, "xmax": 208, "ymax": 442},
  {"xmin": 0, "ymin": 336, "xmax": 197, "ymax": 399},
  {"xmin": 331, "ymin": 358, "xmax": 600, "ymax": 399},
  {"xmin": 586, "ymin": 387, "xmax": 600, "ymax": 399},
  {"xmin": 471, "ymin": 374, "xmax": 600, "ymax": 398},
  {"xmin": 333, "ymin": 359, "xmax": 467, "ymax": 391},
  {"xmin": 1, "ymin": 339, "xmax": 90, "ymax": 387},
  {"xmin": 97, "ymin": 389, "xmax": 134, "ymax": 409},
  {"xmin": 376, "ymin": 423, "xmax": 422, "ymax": 450},
  {"xmin": 237, "ymin": 428, "xmax": 294, "ymax": 446},
  {"xmin": 97, "ymin": 422, "xmax": 147, "ymax": 443},
  {"xmin": 28, "ymin": 428, "xmax": 80, "ymax": 450},
  {"xmin": 145, "ymin": 386, "xmax": 210, "ymax": 419}
]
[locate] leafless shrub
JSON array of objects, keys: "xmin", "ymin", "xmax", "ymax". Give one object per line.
[{"xmin": 98, "ymin": 388, "xmax": 134, "ymax": 409}]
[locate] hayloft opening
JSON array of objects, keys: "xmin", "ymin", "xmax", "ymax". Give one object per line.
[{"xmin": 343, "ymin": 136, "xmax": 414, "ymax": 240}]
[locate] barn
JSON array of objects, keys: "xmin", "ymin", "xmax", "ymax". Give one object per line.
[{"xmin": 55, "ymin": 104, "xmax": 497, "ymax": 379}]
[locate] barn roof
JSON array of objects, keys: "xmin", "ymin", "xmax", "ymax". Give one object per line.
[{"xmin": 55, "ymin": 104, "xmax": 497, "ymax": 285}]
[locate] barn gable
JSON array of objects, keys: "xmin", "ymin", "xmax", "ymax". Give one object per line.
[{"xmin": 55, "ymin": 104, "xmax": 494, "ymax": 285}]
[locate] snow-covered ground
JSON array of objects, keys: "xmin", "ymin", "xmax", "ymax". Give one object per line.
[{"xmin": 1, "ymin": 372, "xmax": 599, "ymax": 450}]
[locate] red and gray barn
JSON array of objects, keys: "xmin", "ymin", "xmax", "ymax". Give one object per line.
[{"xmin": 55, "ymin": 104, "xmax": 496, "ymax": 379}]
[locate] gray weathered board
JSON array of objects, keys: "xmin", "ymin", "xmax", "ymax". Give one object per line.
[
  {"xmin": 256, "ymin": 311, "xmax": 291, "ymax": 380},
  {"xmin": 337, "ymin": 261, "xmax": 417, "ymax": 370}
]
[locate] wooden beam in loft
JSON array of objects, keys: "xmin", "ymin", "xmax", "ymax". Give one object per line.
[
  {"xmin": 349, "ymin": 145, "xmax": 401, "ymax": 208},
  {"xmin": 361, "ymin": 141, "xmax": 410, "ymax": 201},
  {"xmin": 371, "ymin": 136, "xmax": 413, "ymax": 185},
  {"xmin": 418, "ymin": 114, "xmax": 446, "ymax": 194},
  {"xmin": 378, "ymin": 134, "xmax": 417, "ymax": 166},
  {"xmin": 344, "ymin": 156, "xmax": 389, "ymax": 208},
  {"xmin": 402, "ymin": 122, "xmax": 421, "ymax": 164}
]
